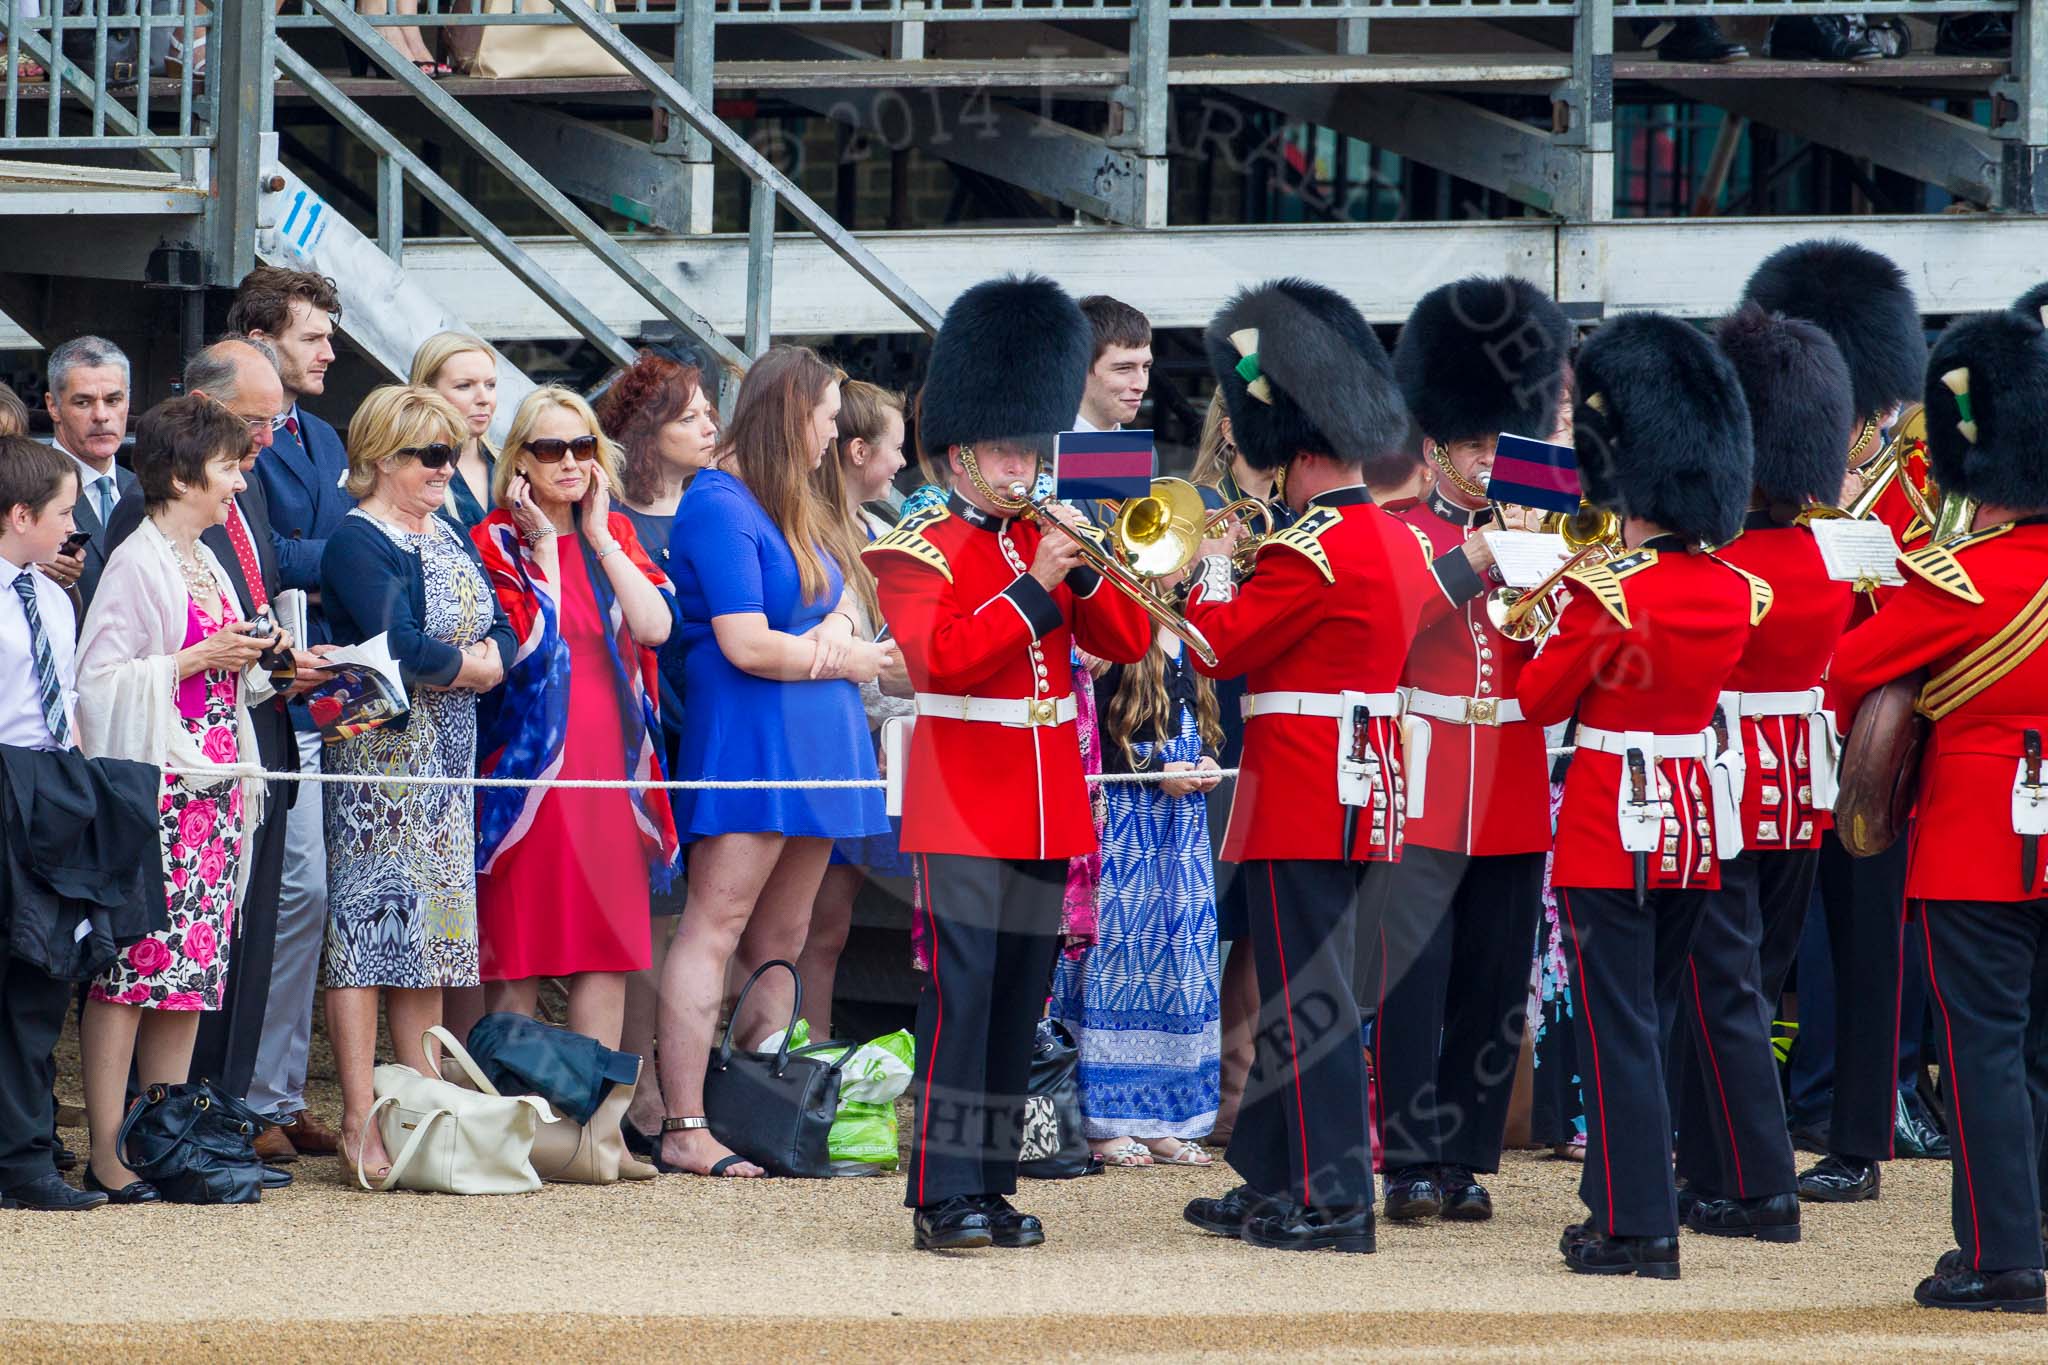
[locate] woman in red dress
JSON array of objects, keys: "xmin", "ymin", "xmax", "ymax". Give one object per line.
[{"xmin": 473, "ymin": 387, "xmax": 679, "ymax": 1048}]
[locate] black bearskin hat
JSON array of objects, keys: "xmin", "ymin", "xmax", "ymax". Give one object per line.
[
  {"xmin": 1740, "ymin": 239, "xmax": 1926, "ymax": 421},
  {"xmin": 2011, "ymin": 281, "xmax": 2048, "ymax": 328},
  {"xmin": 1714, "ymin": 303, "xmax": 1854, "ymax": 506},
  {"xmin": 1923, "ymin": 310, "xmax": 2048, "ymax": 513},
  {"xmin": 919, "ymin": 274, "xmax": 1090, "ymax": 455},
  {"xmin": 1204, "ymin": 278, "xmax": 1407, "ymax": 473},
  {"xmin": 1393, "ymin": 276, "xmax": 1572, "ymax": 445},
  {"xmin": 1573, "ymin": 312, "xmax": 1753, "ymax": 546}
]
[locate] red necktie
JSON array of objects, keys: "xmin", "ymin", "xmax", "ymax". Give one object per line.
[
  {"xmin": 284, "ymin": 415, "xmax": 300, "ymax": 438},
  {"xmin": 224, "ymin": 501, "xmax": 268, "ymax": 612}
]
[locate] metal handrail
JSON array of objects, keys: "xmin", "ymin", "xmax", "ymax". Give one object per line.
[{"xmin": 0, "ymin": 0, "xmax": 211, "ymax": 158}]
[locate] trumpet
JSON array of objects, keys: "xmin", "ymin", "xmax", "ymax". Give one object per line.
[
  {"xmin": 1011, "ymin": 477, "xmax": 1222, "ymax": 666},
  {"xmin": 1483, "ymin": 500, "xmax": 1622, "ymax": 642},
  {"xmin": 1799, "ymin": 404, "xmax": 1936, "ymax": 527}
]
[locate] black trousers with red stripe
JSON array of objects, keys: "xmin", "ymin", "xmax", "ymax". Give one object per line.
[
  {"xmin": 1669, "ymin": 850, "xmax": 1805, "ymax": 1199},
  {"xmin": 1228, "ymin": 858, "xmax": 1374, "ymax": 1213},
  {"xmin": 1362, "ymin": 847, "xmax": 1546, "ymax": 1175},
  {"xmin": 1816, "ymin": 829, "xmax": 1909, "ymax": 1162},
  {"xmin": 1557, "ymin": 884, "xmax": 1710, "ymax": 1238},
  {"xmin": 903, "ymin": 853, "xmax": 1064, "ymax": 1210},
  {"xmin": 1919, "ymin": 896, "xmax": 2048, "ymax": 1273}
]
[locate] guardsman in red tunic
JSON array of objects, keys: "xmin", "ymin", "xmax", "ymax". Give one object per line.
[
  {"xmin": 1830, "ymin": 311, "xmax": 2048, "ymax": 1313},
  {"xmin": 1741, "ymin": 239, "xmax": 1932, "ymax": 1202},
  {"xmin": 1663, "ymin": 305, "xmax": 1858, "ymax": 1245},
  {"xmin": 866, "ymin": 276, "xmax": 1151, "ymax": 1252},
  {"xmin": 1365, "ymin": 276, "xmax": 1571, "ymax": 1226},
  {"xmin": 1516, "ymin": 312, "xmax": 1768, "ymax": 1279},
  {"xmin": 1176, "ymin": 278, "xmax": 1435, "ymax": 1255}
]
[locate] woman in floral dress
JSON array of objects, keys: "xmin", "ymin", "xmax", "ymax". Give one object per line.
[{"xmin": 76, "ymin": 397, "xmax": 278, "ymax": 1202}]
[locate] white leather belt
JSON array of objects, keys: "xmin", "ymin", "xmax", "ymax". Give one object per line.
[
  {"xmin": 914, "ymin": 692, "xmax": 1076, "ymax": 728},
  {"xmin": 1242, "ymin": 690, "xmax": 1402, "ymax": 720},
  {"xmin": 1574, "ymin": 724, "xmax": 1712, "ymax": 760},
  {"xmin": 1727, "ymin": 689, "xmax": 1824, "ymax": 718},
  {"xmin": 1403, "ymin": 689, "xmax": 1524, "ymax": 727}
]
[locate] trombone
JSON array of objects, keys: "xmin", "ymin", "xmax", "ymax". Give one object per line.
[
  {"xmin": 1483, "ymin": 500, "xmax": 1622, "ymax": 642},
  {"xmin": 1800, "ymin": 404, "xmax": 1936, "ymax": 527},
  {"xmin": 1011, "ymin": 476, "xmax": 1236, "ymax": 666}
]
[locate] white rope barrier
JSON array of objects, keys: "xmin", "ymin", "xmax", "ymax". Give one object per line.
[{"xmin": 163, "ymin": 748, "xmax": 1579, "ymax": 792}]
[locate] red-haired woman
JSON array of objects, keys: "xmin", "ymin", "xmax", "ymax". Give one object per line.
[{"xmin": 656, "ymin": 346, "xmax": 893, "ymax": 1177}]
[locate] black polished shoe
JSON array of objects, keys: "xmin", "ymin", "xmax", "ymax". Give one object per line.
[
  {"xmin": 1895, "ymin": 1089, "xmax": 1950, "ymax": 1160},
  {"xmin": 83, "ymin": 1168, "xmax": 162, "ymax": 1205},
  {"xmin": 1787, "ymin": 1116, "xmax": 1832, "ymax": 1156},
  {"xmin": 1383, "ymin": 1167, "xmax": 1443, "ymax": 1222},
  {"xmin": 1937, "ymin": 13, "xmax": 2013, "ymax": 58},
  {"xmin": 1686, "ymin": 1191, "xmax": 1801, "ymax": 1243},
  {"xmin": 1653, "ymin": 19, "xmax": 1749, "ymax": 63},
  {"xmin": 1675, "ymin": 1179, "xmax": 1706, "ymax": 1225},
  {"xmin": 1914, "ymin": 1266, "xmax": 2047, "ymax": 1313},
  {"xmin": 52, "ymin": 1141, "xmax": 78, "ymax": 1173},
  {"xmin": 1437, "ymin": 1165, "xmax": 1492, "ymax": 1222},
  {"xmin": 976, "ymin": 1194, "xmax": 1045, "ymax": 1248},
  {"xmin": 0, "ymin": 1172, "xmax": 106, "ymax": 1211},
  {"xmin": 1242, "ymin": 1203, "xmax": 1376, "ymax": 1254},
  {"xmin": 1184, "ymin": 1184, "xmax": 1275, "ymax": 1239},
  {"xmin": 259, "ymin": 1164, "xmax": 292, "ymax": 1190},
  {"xmin": 1798, "ymin": 1153, "xmax": 1880, "ymax": 1203},
  {"xmin": 1563, "ymin": 1231, "xmax": 1681, "ymax": 1279},
  {"xmin": 1559, "ymin": 1221, "xmax": 1595, "ymax": 1257},
  {"xmin": 1770, "ymin": 16, "xmax": 1884, "ymax": 63},
  {"xmin": 913, "ymin": 1196, "xmax": 993, "ymax": 1251}
]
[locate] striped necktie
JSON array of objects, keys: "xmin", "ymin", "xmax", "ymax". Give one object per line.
[{"xmin": 11, "ymin": 569, "xmax": 70, "ymax": 748}]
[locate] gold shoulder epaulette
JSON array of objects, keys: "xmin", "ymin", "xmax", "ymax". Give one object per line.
[
  {"xmin": 1711, "ymin": 556, "xmax": 1775, "ymax": 626},
  {"xmin": 1262, "ymin": 505, "xmax": 1339, "ymax": 584},
  {"xmin": 1563, "ymin": 554, "xmax": 1637, "ymax": 630},
  {"xmin": 1401, "ymin": 520, "xmax": 1435, "ymax": 569},
  {"xmin": 862, "ymin": 503, "xmax": 953, "ymax": 582},
  {"xmin": 1899, "ymin": 523, "xmax": 2014, "ymax": 605}
]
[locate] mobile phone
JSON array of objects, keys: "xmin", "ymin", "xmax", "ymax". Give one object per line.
[{"xmin": 60, "ymin": 529, "xmax": 92, "ymax": 557}]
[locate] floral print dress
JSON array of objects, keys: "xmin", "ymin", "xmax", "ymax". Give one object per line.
[{"xmin": 90, "ymin": 597, "xmax": 246, "ymax": 1011}]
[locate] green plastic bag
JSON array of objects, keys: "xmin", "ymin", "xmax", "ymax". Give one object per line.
[{"xmin": 770, "ymin": 1027, "xmax": 915, "ymax": 1173}]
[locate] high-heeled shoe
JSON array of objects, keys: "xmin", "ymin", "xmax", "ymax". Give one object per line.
[{"xmin": 84, "ymin": 1167, "xmax": 161, "ymax": 1205}]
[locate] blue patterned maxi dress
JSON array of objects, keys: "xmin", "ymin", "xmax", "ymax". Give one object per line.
[{"xmin": 1051, "ymin": 690, "xmax": 1221, "ymax": 1140}]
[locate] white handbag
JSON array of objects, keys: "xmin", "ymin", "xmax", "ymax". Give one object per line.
[{"xmin": 359, "ymin": 1026, "xmax": 558, "ymax": 1195}]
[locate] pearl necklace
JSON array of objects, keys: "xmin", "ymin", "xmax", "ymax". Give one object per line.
[{"xmin": 172, "ymin": 540, "xmax": 213, "ymax": 599}]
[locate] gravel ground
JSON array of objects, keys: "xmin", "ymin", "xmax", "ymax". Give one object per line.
[{"xmin": 8, "ymin": 1014, "xmax": 2039, "ymax": 1361}]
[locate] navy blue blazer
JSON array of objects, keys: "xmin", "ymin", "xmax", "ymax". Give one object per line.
[
  {"xmin": 255, "ymin": 405, "xmax": 354, "ymax": 628},
  {"xmin": 320, "ymin": 513, "xmax": 515, "ymax": 729}
]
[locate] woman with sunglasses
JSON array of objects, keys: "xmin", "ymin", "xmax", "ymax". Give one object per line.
[
  {"xmin": 318, "ymin": 385, "xmax": 514, "ymax": 1183},
  {"xmin": 472, "ymin": 386, "xmax": 680, "ymax": 1059}
]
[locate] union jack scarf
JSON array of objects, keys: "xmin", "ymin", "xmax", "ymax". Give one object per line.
[{"xmin": 472, "ymin": 508, "xmax": 680, "ymax": 891}]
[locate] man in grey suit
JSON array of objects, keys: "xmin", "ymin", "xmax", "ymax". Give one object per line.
[{"xmin": 39, "ymin": 336, "xmax": 135, "ymax": 612}]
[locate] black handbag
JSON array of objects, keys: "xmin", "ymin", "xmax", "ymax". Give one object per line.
[
  {"xmin": 118, "ymin": 1080, "xmax": 266, "ymax": 1204},
  {"xmin": 702, "ymin": 960, "xmax": 849, "ymax": 1178},
  {"xmin": 1019, "ymin": 1018, "xmax": 1101, "ymax": 1180}
]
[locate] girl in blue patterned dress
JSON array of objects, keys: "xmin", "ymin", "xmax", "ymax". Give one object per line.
[{"xmin": 1051, "ymin": 627, "xmax": 1224, "ymax": 1165}]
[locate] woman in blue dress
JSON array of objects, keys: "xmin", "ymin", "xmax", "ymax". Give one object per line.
[
  {"xmin": 1051, "ymin": 624, "xmax": 1225, "ymax": 1166},
  {"xmin": 654, "ymin": 345, "xmax": 895, "ymax": 1178}
]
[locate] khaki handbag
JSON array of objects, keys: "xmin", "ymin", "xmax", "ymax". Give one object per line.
[
  {"xmin": 445, "ymin": 1, "xmax": 625, "ymax": 80},
  {"xmin": 464, "ymin": 1052, "xmax": 657, "ymax": 1185},
  {"xmin": 359, "ymin": 1026, "xmax": 559, "ymax": 1195}
]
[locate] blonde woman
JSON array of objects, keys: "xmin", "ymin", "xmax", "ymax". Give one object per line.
[
  {"xmin": 318, "ymin": 385, "xmax": 512, "ymax": 1182},
  {"xmin": 472, "ymin": 387, "xmax": 678, "ymax": 1053},
  {"xmin": 410, "ymin": 331, "xmax": 500, "ymax": 529}
]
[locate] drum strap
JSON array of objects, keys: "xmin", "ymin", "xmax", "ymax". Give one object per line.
[{"xmin": 1918, "ymin": 580, "xmax": 2048, "ymax": 722}]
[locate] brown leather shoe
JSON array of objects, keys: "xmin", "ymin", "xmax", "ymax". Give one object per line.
[
  {"xmin": 253, "ymin": 1124, "xmax": 300, "ymax": 1165},
  {"xmin": 284, "ymin": 1109, "xmax": 341, "ymax": 1156}
]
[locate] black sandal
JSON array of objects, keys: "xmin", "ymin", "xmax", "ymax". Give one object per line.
[{"xmin": 654, "ymin": 1117, "xmax": 761, "ymax": 1177}]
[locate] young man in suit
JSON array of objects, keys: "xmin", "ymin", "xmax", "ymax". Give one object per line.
[
  {"xmin": 101, "ymin": 339, "xmax": 315, "ymax": 1146},
  {"xmin": 39, "ymin": 335, "xmax": 136, "ymax": 612},
  {"xmin": 224, "ymin": 267, "xmax": 354, "ymax": 1155}
]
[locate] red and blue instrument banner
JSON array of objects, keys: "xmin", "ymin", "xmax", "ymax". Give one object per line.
[
  {"xmin": 1486, "ymin": 434, "xmax": 1582, "ymax": 514},
  {"xmin": 1055, "ymin": 429, "xmax": 1155, "ymax": 501}
]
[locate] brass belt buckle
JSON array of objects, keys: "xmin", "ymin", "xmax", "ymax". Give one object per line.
[
  {"xmin": 1465, "ymin": 697, "xmax": 1497, "ymax": 726},
  {"xmin": 1031, "ymin": 698, "xmax": 1057, "ymax": 726}
]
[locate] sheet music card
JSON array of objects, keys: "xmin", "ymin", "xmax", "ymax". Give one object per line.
[
  {"xmin": 1483, "ymin": 530, "xmax": 1571, "ymax": 589},
  {"xmin": 1808, "ymin": 519, "xmax": 1905, "ymax": 587}
]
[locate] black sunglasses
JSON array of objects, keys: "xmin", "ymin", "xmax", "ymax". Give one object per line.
[
  {"xmin": 524, "ymin": 435, "xmax": 600, "ymax": 464},
  {"xmin": 397, "ymin": 443, "xmax": 457, "ymax": 469}
]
